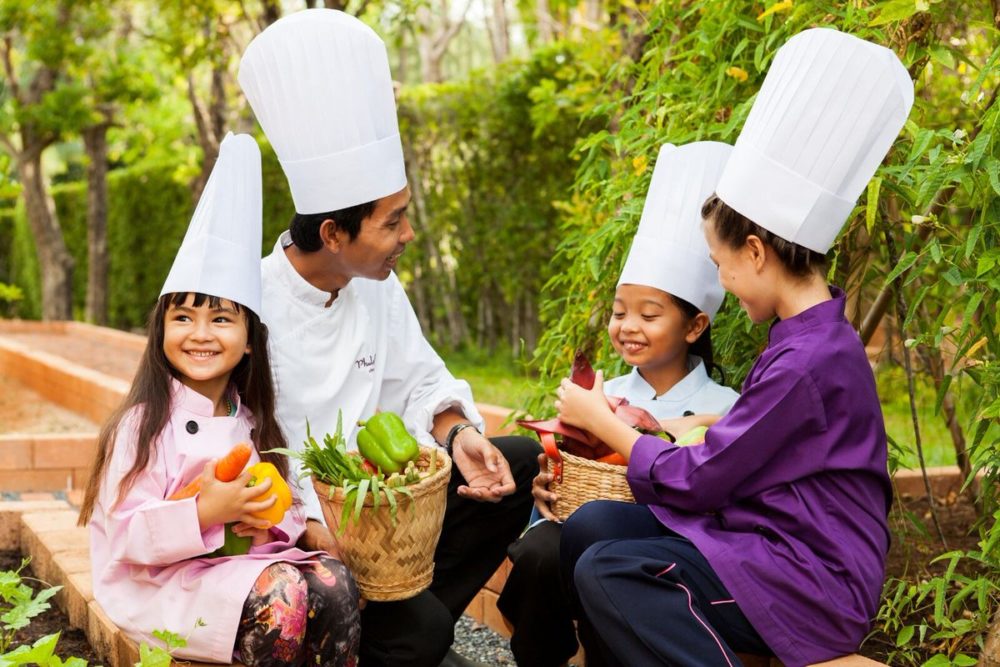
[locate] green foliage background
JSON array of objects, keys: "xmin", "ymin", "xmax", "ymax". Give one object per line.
[
  {"xmin": 0, "ymin": 146, "xmax": 295, "ymax": 328},
  {"xmin": 2, "ymin": 0, "xmax": 1000, "ymax": 661}
]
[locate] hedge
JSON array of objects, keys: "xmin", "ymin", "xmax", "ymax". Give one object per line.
[{"xmin": 2, "ymin": 142, "xmax": 294, "ymax": 329}]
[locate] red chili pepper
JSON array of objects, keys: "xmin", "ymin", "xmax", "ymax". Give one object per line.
[{"xmin": 540, "ymin": 432, "xmax": 562, "ymax": 483}]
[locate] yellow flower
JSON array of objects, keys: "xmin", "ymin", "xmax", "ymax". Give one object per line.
[
  {"xmin": 757, "ymin": 0, "xmax": 793, "ymax": 21},
  {"xmin": 632, "ymin": 154, "xmax": 648, "ymax": 175},
  {"xmin": 966, "ymin": 336, "xmax": 988, "ymax": 359},
  {"xmin": 726, "ymin": 66, "xmax": 749, "ymax": 83}
]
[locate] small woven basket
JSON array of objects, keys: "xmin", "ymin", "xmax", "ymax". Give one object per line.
[
  {"xmin": 547, "ymin": 450, "xmax": 634, "ymax": 522},
  {"xmin": 313, "ymin": 447, "xmax": 451, "ymax": 601}
]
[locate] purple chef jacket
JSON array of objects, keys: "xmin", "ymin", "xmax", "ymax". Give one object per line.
[{"xmin": 627, "ymin": 287, "xmax": 890, "ymax": 667}]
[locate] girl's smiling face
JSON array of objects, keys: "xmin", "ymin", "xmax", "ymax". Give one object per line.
[
  {"xmin": 163, "ymin": 294, "xmax": 250, "ymax": 397},
  {"xmin": 608, "ymin": 284, "xmax": 702, "ymax": 374}
]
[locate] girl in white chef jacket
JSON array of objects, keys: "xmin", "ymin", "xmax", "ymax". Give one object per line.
[
  {"xmin": 78, "ymin": 292, "xmax": 362, "ymax": 666},
  {"xmin": 498, "ymin": 141, "xmax": 739, "ymax": 667}
]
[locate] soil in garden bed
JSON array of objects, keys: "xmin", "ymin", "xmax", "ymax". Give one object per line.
[
  {"xmin": 0, "ymin": 375, "xmax": 98, "ymax": 433},
  {"xmin": 861, "ymin": 491, "xmax": 985, "ymax": 662},
  {"xmin": 0, "ymin": 551, "xmax": 101, "ymax": 664},
  {"xmin": 1, "ymin": 332, "xmax": 141, "ymax": 382}
]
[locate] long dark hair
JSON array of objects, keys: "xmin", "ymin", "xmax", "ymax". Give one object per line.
[
  {"xmin": 669, "ymin": 293, "xmax": 724, "ymax": 384},
  {"xmin": 78, "ymin": 292, "xmax": 289, "ymax": 525}
]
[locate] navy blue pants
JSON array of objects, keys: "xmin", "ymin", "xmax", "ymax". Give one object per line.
[{"xmin": 560, "ymin": 501, "xmax": 771, "ymax": 667}]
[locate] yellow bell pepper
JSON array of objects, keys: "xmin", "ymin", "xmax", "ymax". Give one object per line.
[{"xmin": 247, "ymin": 462, "xmax": 293, "ymax": 525}]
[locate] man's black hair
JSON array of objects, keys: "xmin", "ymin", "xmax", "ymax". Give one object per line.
[{"xmin": 289, "ymin": 200, "xmax": 377, "ymax": 251}]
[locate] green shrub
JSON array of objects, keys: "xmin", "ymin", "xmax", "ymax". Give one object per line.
[{"xmin": 7, "ymin": 142, "xmax": 294, "ymax": 329}]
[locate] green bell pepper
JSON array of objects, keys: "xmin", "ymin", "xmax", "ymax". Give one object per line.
[
  {"xmin": 210, "ymin": 523, "xmax": 252, "ymax": 557},
  {"xmin": 356, "ymin": 412, "xmax": 420, "ymax": 474}
]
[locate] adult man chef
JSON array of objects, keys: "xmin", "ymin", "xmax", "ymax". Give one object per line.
[{"xmin": 238, "ymin": 9, "xmax": 539, "ymax": 667}]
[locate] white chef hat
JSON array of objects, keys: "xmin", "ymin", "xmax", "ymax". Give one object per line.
[
  {"xmin": 715, "ymin": 28, "xmax": 914, "ymax": 253},
  {"xmin": 238, "ymin": 9, "xmax": 405, "ymax": 215},
  {"xmin": 160, "ymin": 132, "xmax": 263, "ymax": 314},
  {"xmin": 618, "ymin": 142, "xmax": 731, "ymax": 322}
]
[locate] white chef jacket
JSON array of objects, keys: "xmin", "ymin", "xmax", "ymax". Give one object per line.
[{"xmin": 261, "ymin": 231, "xmax": 484, "ymax": 521}]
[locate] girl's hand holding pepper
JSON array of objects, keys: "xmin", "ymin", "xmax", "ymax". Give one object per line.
[
  {"xmin": 231, "ymin": 523, "xmax": 272, "ymax": 546},
  {"xmin": 531, "ymin": 453, "xmax": 559, "ymax": 521},
  {"xmin": 555, "ymin": 371, "xmax": 644, "ymax": 459},
  {"xmin": 195, "ymin": 459, "xmax": 277, "ymax": 531}
]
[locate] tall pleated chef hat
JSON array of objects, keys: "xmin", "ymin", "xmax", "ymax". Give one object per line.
[
  {"xmin": 238, "ymin": 9, "xmax": 405, "ymax": 214},
  {"xmin": 715, "ymin": 28, "xmax": 914, "ymax": 253},
  {"xmin": 160, "ymin": 132, "xmax": 263, "ymax": 314},
  {"xmin": 618, "ymin": 141, "xmax": 732, "ymax": 321}
]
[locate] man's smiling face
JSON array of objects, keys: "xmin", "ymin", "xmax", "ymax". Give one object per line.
[{"xmin": 339, "ymin": 186, "xmax": 414, "ymax": 281}]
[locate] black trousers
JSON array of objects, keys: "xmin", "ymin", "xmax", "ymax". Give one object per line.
[
  {"xmin": 560, "ymin": 501, "xmax": 770, "ymax": 667},
  {"xmin": 497, "ymin": 520, "xmax": 580, "ymax": 667},
  {"xmin": 359, "ymin": 435, "xmax": 541, "ymax": 667}
]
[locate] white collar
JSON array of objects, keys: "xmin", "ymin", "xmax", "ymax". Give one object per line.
[
  {"xmin": 617, "ymin": 356, "xmax": 711, "ymax": 404},
  {"xmin": 268, "ymin": 231, "xmax": 343, "ymax": 308}
]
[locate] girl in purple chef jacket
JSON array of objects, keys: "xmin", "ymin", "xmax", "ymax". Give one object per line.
[{"xmin": 553, "ymin": 28, "xmax": 914, "ymax": 667}]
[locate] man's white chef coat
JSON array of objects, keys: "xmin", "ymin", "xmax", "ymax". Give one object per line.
[{"xmin": 261, "ymin": 231, "xmax": 483, "ymax": 521}]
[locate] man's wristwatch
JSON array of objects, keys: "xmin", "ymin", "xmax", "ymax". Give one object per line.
[{"xmin": 445, "ymin": 422, "xmax": 479, "ymax": 454}]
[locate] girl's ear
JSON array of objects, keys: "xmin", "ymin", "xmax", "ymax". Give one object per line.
[
  {"xmin": 245, "ymin": 343, "xmax": 252, "ymax": 355},
  {"xmin": 685, "ymin": 312, "xmax": 710, "ymax": 344},
  {"xmin": 319, "ymin": 218, "xmax": 342, "ymax": 252},
  {"xmin": 745, "ymin": 234, "xmax": 768, "ymax": 272}
]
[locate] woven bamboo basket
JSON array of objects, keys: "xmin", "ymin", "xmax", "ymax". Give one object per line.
[
  {"xmin": 546, "ymin": 450, "xmax": 634, "ymax": 522},
  {"xmin": 313, "ymin": 447, "xmax": 451, "ymax": 601}
]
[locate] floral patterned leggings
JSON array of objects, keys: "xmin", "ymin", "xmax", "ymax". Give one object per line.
[{"xmin": 234, "ymin": 557, "xmax": 361, "ymax": 667}]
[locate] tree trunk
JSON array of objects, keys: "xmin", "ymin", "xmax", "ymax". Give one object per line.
[
  {"xmin": 83, "ymin": 123, "xmax": 111, "ymax": 325},
  {"xmin": 476, "ymin": 298, "xmax": 486, "ymax": 349},
  {"xmin": 415, "ymin": 0, "xmax": 471, "ymax": 83},
  {"xmin": 485, "ymin": 0, "xmax": 510, "ymax": 63},
  {"xmin": 16, "ymin": 150, "xmax": 74, "ymax": 320},
  {"xmin": 535, "ymin": 0, "xmax": 555, "ymax": 42},
  {"xmin": 524, "ymin": 290, "xmax": 538, "ymax": 354},
  {"xmin": 510, "ymin": 293, "xmax": 521, "ymax": 359},
  {"xmin": 188, "ymin": 37, "xmax": 228, "ymax": 204},
  {"xmin": 483, "ymin": 285, "xmax": 496, "ymax": 352},
  {"xmin": 915, "ymin": 301, "xmax": 972, "ymax": 484},
  {"xmin": 410, "ymin": 264, "xmax": 431, "ymax": 333},
  {"xmin": 259, "ymin": 0, "xmax": 281, "ymax": 26},
  {"xmin": 417, "ymin": 23, "xmax": 445, "ymax": 84}
]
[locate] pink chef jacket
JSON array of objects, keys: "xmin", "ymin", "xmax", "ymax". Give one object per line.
[{"xmin": 88, "ymin": 380, "xmax": 320, "ymax": 662}]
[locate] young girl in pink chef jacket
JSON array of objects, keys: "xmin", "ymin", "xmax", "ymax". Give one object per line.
[{"xmin": 77, "ymin": 133, "xmax": 360, "ymax": 666}]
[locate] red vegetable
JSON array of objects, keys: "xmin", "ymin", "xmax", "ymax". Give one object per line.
[
  {"xmin": 570, "ymin": 350, "xmax": 596, "ymax": 390},
  {"xmin": 519, "ymin": 349, "xmax": 665, "ymax": 464}
]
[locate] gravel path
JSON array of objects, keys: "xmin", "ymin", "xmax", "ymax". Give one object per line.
[{"xmin": 453, "ymin": 614, "xmax": 517, "ymax": 665}]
